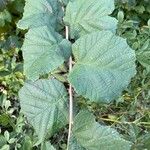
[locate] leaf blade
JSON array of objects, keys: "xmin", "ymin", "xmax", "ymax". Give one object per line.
[
  {"xmin": 69, "ymin": 31, "xmax": 136, "ymax": 103},
  {"xmin": 17, "ymin": 0, "xmax": 63, "ymax": 30},
  {"xmin": 72, "ymin": 111, "xmax": 132, "ymax": 150},
  {"xmin": 64, "ymin": 0, "xmax": 118, "ymax": 38},
  {"xmin": 19, "ymin": 79, "xmax": 68, "ymax": 143},
  {"xmin": 22, "ymin": 26, "xmax": 71, "ymax": 80}
]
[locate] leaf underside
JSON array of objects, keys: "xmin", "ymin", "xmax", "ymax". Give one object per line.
[
  {"xmin": 69, "ymin": 31, "xmax": 136, "ymax": 103},
  {"xmin": 64, "ymin": 0, "xmax": 118, "ymax": 38},
  {"xmin": 22, "ymin": 26, "xmax": 71, "ymax": 80},
  {"xmin": 19, "ymin": 79, "xmax": 68, "ymax": 143},
  {"xmin": 71, "ymin": 110, "xmax": 132, "ymax": 150},
  {"xmin": 17, "ymin": 0, "xmax": 63, "ymax": 30}
]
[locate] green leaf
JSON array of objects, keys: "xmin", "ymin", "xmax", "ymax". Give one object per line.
[
  {"xmin": 0, "ymin": 0, "xmax": 8, "ymax": 11},
  {"xmin": 22, "ymin": 136, "xmax": 33, "ymax": 150},
  {"xmin": 136, "ymin": 40, "xmax": 150, "ymax": 72},
  {"xmin": 69, "ymin": 31, "xmax": 136, "ymax": 103},
  {"xmin": 0, "ymin": 70, "xmax": 11, "ymax": 77},
  {"xmin": 41, "ymin": 142, "xmax": 56, "ymax": 150},
  {"xmin": 19, "ymin": 79, "xmax": 68, "ymax": 143},
  {"xmin": 22, "ymin": 26, "xmax": 71, "ymax": 80},
  {"xmin": 137, "ymin": 50, "xmax": 150, "ymax": 72},
  {"xmin": 0, "ymin": 135, "xmax": 7, "ymax": 148},
  {"xmin": 64, "ymin": 0, "xmax": 117, "ymax": 38},
  {"xmin": 0, "ymin": 113, "xmax": 10, "ymax": 126},
  {"xmin": 17, "ymin": 0, "xmax": 63, "ymax": 30},
  {"xmin": 1, "ymin": 35, "xmax": 22, "ymax": 51},
  {"xmin": 0, "ymin": 9, "xmax": 11, "ymax": 27},
  {"xmin": 13, "ymin": 63, "xmax": 23, "ymax": 73},
  {"xmin": 72, "ymin": 110, "xmax": 132, "ymax": 150}
]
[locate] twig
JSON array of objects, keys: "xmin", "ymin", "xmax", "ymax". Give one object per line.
[{"xmin": 66, "ymin": 25, "xmax": 73, "ymax": 150}]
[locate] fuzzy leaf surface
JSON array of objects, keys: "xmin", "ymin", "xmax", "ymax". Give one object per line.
[
  {"xmin": 64, "ymin": 0, "xmax": 117, "ymax": 38},
  {"xmin": 17, "ymin": 0, "xmax": 63, "ymax": 30},
  {"xmin": 72, "ymin": 110, "xmax": 132, "ymax": 150},
  {"xmin": 69, "ymin": 31, "xmax": 136, "ymax": 103},
  {"xmin": 19, "ymin": 79, "xmax": 68, "ymax": 142},
  {"xmin": 22, "ymin": 26, "xmax": 71, "ymax": 80}
]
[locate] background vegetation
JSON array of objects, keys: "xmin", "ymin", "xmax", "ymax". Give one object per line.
[{"xmin": 0, "ymin": 0, "xmax": 150, "ymax": 149}]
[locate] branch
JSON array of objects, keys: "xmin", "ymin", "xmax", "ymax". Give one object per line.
[{"xmin": 66, "ymin": 26, "xmax": 73, "ymax": 149}]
